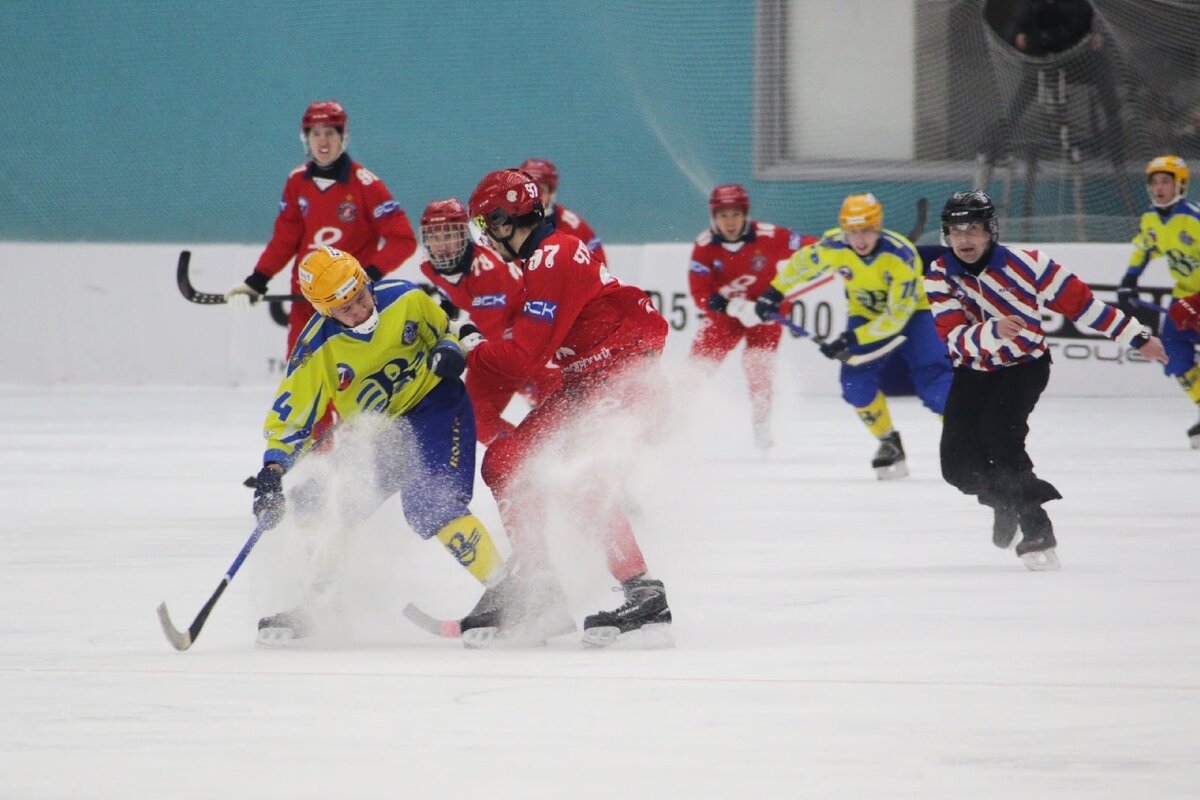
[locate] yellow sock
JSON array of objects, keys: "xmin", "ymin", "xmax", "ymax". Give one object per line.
[
  {"xmin": 435, "ymin": 514, "xmax": 503, "ymax": 584},
  {"xmin": 1177, "ymin": 366, "xmax": 1200, "ymax": 405},
  {"xmin": 855, "ymin": 391, "xmax": 894, "ymax": 439}
]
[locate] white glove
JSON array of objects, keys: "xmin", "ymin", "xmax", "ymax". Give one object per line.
[
  {"xmin": 726, "ymin": 297, "xmax": 762, "ymax": 327},
  {"xmin": 225, "ymin": 282, "xmax": 262, "ymax": 310},
  {"xmin": 448, "ymin": 317, "xmax": 484, "ymax": 352}
]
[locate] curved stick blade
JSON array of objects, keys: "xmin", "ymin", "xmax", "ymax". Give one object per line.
[{"xmin": 157, "ymin": 602, "xmax": 193, "ymax": 651}]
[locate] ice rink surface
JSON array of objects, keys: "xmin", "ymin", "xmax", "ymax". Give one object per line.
[{"xmin": 2, "ymin": 376, "xmax": 1198, "ymax": 799}]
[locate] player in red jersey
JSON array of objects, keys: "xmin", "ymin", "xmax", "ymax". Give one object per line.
[
  {"xmin": 417, "ymin": 198, "xmax": 561, "ymax": 446},
  {"xmin": 687, "ymin": 183, "xmax": 813, "ymax": 450},
  {"xmin": 519, "ymin": 158, "xmax": 607, "ymax": 265},
  {"xmin": 458, "ymin": 168, "xmax": 672, "ymax": 648},
  {"xmin": 226, "ymin": 100, "xmax": 418, "ymax": 354}
]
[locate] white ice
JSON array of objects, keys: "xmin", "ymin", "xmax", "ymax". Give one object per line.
[{"xmin": 1, "ymin": 371, "xmax": 1198, "ymax": 799}]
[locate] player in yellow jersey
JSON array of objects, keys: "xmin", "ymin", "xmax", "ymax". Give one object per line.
[
  {"xmin": 756, "ymin": 194, "xmax": 951, "ymax": 478},
  {"xmin": 249, "ymin": 246, "xmax": 512, "ymax": 646},
  {"xmin": 1117, "ymin": 156, "xmax": 1200, "ymax": 447}
]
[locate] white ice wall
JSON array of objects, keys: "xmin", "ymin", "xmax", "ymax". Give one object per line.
[{"xmin": 0, "ymin": 241, "xmax": 1180, "ymax": 397}]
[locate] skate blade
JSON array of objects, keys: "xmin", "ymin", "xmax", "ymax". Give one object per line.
[
  {"xmin": 462, "ymin": 626, "xmax": 498, "ymax": 649},
  {"xmin": 255, "ymin": 627, "xmax": 303, "ymax": 648},
  {"xmin": 874, "ymin": 461, "xmax": 909, "ymax": 480},
  {"xmin": 581, "ymin": 622, "xmax": 674, "ymax": 650},
  {"xmin": 1020, "ymin": 548, "xmax": 1061, "ymax": 571}
]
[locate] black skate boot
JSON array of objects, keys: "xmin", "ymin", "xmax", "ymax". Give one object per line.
[
  {"xmin": 1015, "ymin": 505, "xmax": 1059, "ymax": 571},
  {"xmin": 1188, "ymin": 418, "xmax": 1200, "ymax": 450},
  {"xmin": 256, "ymin": 608, "xmax": 312, "ymax": 646},
  {"xmin": 871, "ymin": 431, "xmax": 908, "ymax": 480},
  {"xmin": 992, "ymin": 505, "xmax": 1019, "ymax": 549},
  {"xmin": 582, "ymin": 575, "xmax": 673, "ymax": 649}
]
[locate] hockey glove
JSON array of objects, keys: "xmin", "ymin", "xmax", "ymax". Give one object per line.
[
  {"xmin": 448, "ymin": 318, "xmax": 484, "ymax": 352},
  {"xmin": 725, "ymin": 297, "xmax": 763, "ymax": 328},
  {"xmin": 755, "ymin": 287, "xmax": 785, "ymax": 322},
  {"xmin": 707, "ymin": 293, "xmax": 729, "ymax": 314},
  {"xmin": 252, "ymin": 464, "xmax": 286, "ymax": 530},
  {"xmin": 1168, "ymin": 292, "xmax": 1200, "ymax": 332},
  {"xmin": 429, "ymin": 339, "xmax": 467, "ymax": 378},
  {"xmin": 818, "ymin": 331, "xmax": 857, "ymax": 362},
  {"xmin": 1116, "ymin": 271, "xmax": 1139, "ymax": 315},
  {"xmin": 225, "ymin": 271, "xmax": 270, "ymax": 310}
]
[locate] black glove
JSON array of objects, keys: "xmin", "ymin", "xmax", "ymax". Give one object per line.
[
  {"xmin": 429, "ymin": 339, "xmax": 467, "ymax": 378},
  {"xmin": 243, "ymin": 271, "xmax": 271, "ymax": 295},
  {"xmin": 1116, "ymin": 272, "xmax": 1139, "ymax": 314},
  {"xmin": 707, "ymin": 293, "xmax": 729, "ymax": 314},
  {"xmin": 755, "ymin": 287, "xmax": 785, "ymax": 322},
  {"xmin": 365, "ymin": 265, "xmax": 384, "ymax": 281},
  {"xmin": 818, "ymin": 331, "xmax": 857, "ymax": 362},
  {"xmin": 252, "ymin": 464, "xmax": 286, "ymax": 530}
]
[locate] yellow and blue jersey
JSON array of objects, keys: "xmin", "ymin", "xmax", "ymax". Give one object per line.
[
  {"xmin": 1127, "ymin": 199, "xmax": 1200, "ymax": 298},
  {"xmin": 262, "ymin": 279, "xmax": 457, "ymax": 469},
  {"xmin": 770, "ymin": 227, "xmax": 928, "ymax": 345}
]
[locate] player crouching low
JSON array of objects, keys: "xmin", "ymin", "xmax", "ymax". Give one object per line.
[{"xmin": 249, "ymin": 245, "xmax": 508, "ymax": 646}]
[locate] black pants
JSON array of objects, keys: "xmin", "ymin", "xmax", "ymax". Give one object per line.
[{"xmin": 940, "ymin": 356, "xmax": 1061, "ymax": 512}]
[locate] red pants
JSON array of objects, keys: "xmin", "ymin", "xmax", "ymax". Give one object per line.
[
  {"xmin": 689, "ymin": 314, "xmax": 781, "ymax": 422},
  {"xmin": 480, "ymin": 357, "xmax": 667, "ymax": 583}
]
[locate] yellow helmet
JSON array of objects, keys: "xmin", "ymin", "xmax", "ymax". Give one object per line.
[
  {"xmin": 1146, "ymin": 155, "xmax": 1188, "ymax": 208},
  {"xmin": 297, "ymin": 246, "xmax": 368, "ymax": 316},
  {"xmin": 839, "ymin": 193, "xmax": 884, "ymax": 230}
]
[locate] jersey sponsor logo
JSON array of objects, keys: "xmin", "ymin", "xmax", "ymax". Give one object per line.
[
  {"xmin": 374, "ymin": 199, "xmax": 402, "ymax": 219},
  {"xmin": 337, "ymin": 200, "xmax": 358, "ymax": 222},
  {"xmin": 524, "ymin": 299, "xmax": 558, "ymax": 323},
  {"xmin": 298, "ymin": 197, "xmax": 310, "ymax": 215},
  {"xmin": 278, "ymin": 195, "xmax": 287, "ymax": 213},
  {"xmin": 403, "ymin": 321, "xmax": 418, "ymax": 345},
  {"xmin": 751, "ymin": 255, "xmax": 768, "ymax": 272},
  {"xmin": 336, "ymin": 363, "xmax": 355, "ymax": 391},
  {"xmin": 688, "ymin": 261, "xmax": 711, "ymax": 274},
  {"xmin": 838, "ymin": 266, "xmax": 854, "ymax": 281},
  {"xmin": 1181, "ymin": 230, "xmax": 1194, "ymax": 246},
  {"xmin": 472, "ymin": 293, "xmax": 507, "ymax": 308}
]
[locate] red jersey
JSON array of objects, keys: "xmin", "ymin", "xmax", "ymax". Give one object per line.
[
  {"xmin": 550, "ymin": 204, "xmax": 606, "ymax": 265},
  {"xmin": 255, "ymin": 155, "xmax": 417, "ymax": 290},
  {"xmin": 468, "ymin": 227, "xmax": 667, "ymax": 385},
  {"xmin": 418, "ymin": 244, "xmax": 526, "ymax": 342},
  {"xmin": 688, "ymin": 221, "xmax": 810, "ymax": 309}
]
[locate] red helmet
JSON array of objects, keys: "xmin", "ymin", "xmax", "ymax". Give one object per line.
[
  {"xmin": 709, "ymin": 183, "xmax": 750, "ymax": 214},
  {"xmin": 469, "ymin": 169, "xmax": 544, "ymax": 233},
  {"xmin": 420, "ymin": 198, "xmax": 469, "ymax": 228},
  {"xmin": 301, "ymin": 100, "xmax": 348, "ymax": 132},
  {"xmin": 519, "ymin": 158, "xmax": 559, "ymax": 192},
  {"xmin": 421, "ymin": 198, "xmax": 472, "ymax": 274}
]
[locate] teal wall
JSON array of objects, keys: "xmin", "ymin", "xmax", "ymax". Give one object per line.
[{"xmin": 4, "ymin": 1, "xmax": 936, "ymax": 245}]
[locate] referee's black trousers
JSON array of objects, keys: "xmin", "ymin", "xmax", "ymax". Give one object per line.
[{"xmin": 939, "ymin": 355, "xmax": 1061, "ymax": 512}]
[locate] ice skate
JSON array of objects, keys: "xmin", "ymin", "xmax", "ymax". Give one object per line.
[
  {"xmin": 1015, "ymin": 506, "xmax": 1060, "ymax": 571},
  {"xmin": 992, "ymin": 506, "xmax": 1019, "ymax": 549},
  {"xmin": 753, "ymin": 420, "xmax": 774, "ymax": 452},
  {"xmin": 871, "ymin": 431, "xmax": 908, "ymax": 480},
  {"xmin": 459, "ymin": 565, "xmax": 576, "ymax": 649},
  {"xmin": 1188, "ymin": 419, "xmax": 1200, "ymax": 450},
  {"xmin": 582, "ymin": 575, "xmax": 673, "ymax": 649},
  {"xmin": 255, "ymin": 608, "xmax": 313, "ymax": 646}
]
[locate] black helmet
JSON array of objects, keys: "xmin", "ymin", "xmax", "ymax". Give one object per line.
[{"xmin": 941, "ymin": 190, "xmax": 998, "ymax": 241}]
